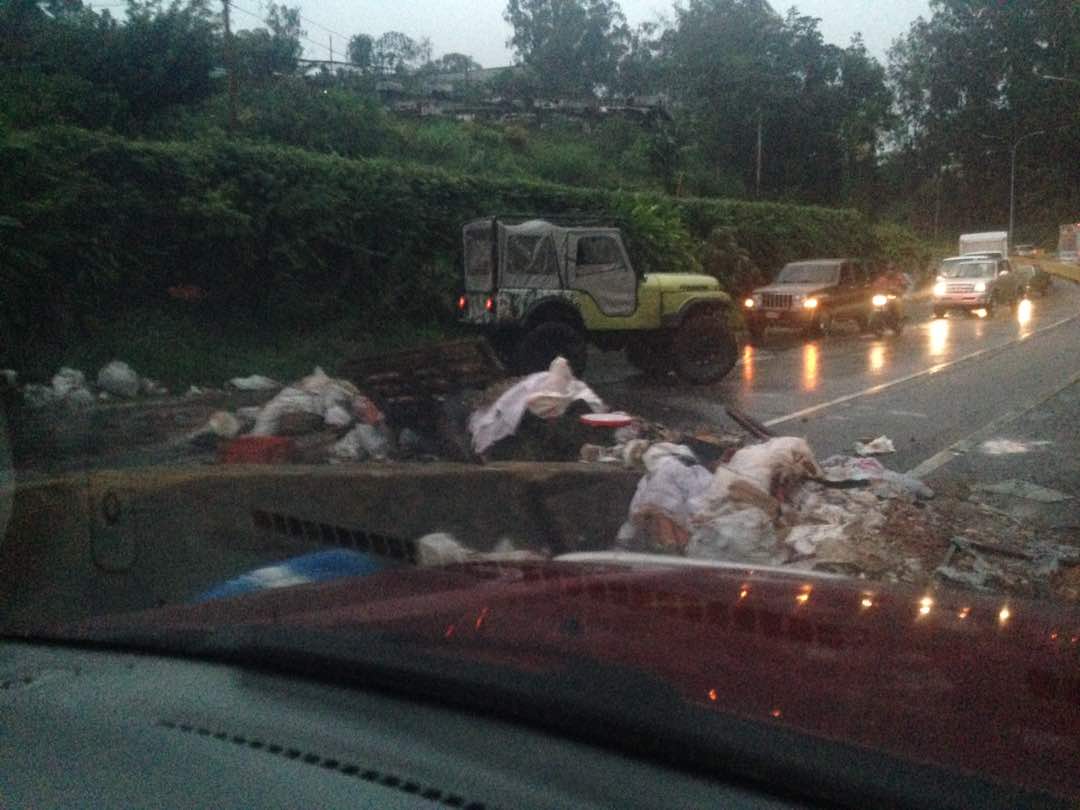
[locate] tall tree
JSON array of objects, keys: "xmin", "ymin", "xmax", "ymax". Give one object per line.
[
  {"xmin": 886, "ymin": 0, "xmax": 1080, "ymax": 236},
  {"xmin": 504, "ymin": 0, "xmax": 629, "ymax": 97},
  {"xmin": 347, "ymin": 33, "xmax": 373, "ymax": 71},
  {"xmin": 372, "ymin": 30, "xmax": 429, "ymax": 75}
]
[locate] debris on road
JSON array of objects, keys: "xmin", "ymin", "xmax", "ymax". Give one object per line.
[
  {"xmin": 854, "ymin": 435, "xmax": 896, "ymax": 456},
  {"xmin": 974, "ymin": 479, "xmax": 1072, "ymax": 503},
  {"xmin": 978, "ymin": 438, "xmax": 1052, "ymax": 455},
  {"xmin": 469, "ymin": 357, "xmax": 605, "ymax": 456},
  {"xmin": 97, "ymin": 360, "xmax": 141, "ymax": 399}
]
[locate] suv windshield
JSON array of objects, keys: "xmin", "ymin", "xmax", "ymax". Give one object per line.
[{"xmin": 776, "ymin": 263, "xmax": 840, "ymax": 284}]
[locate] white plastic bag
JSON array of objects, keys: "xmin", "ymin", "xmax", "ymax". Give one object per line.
[
  {"xmin": 97, "ymin": 360, "xmax": 140, "ymax": 398},
  {"xmin": 727, "ymin": 436, "xmax": 822, "ymax": 495},
  {"xmin": 229, "ymin": 374, "xmax": 280, "ymax": 391},
  {"xmin": 469, "ymin": 356, "xmax": 605, "ymax": 454}
]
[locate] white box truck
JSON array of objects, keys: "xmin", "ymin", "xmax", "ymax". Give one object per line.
[{"xmin": 959, "ymin": 231, "xmax": 1009, "ymax": 257}]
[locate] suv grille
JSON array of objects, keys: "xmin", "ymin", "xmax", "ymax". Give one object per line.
[
  {"xmin": 946, "ymin": 283, "xmax": 975, "ymax": 293},
  {"xmin": 761, "ymin": 293, "xmax": 793, "ymax": 309}
]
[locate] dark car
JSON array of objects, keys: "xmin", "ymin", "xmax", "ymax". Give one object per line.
[
  {"xmin": 1016, "ymin": 263, "xmax": 1053, "ymax": 297},
  {"xmin": 743, "ymin": 258, "xmax": 874, "ymax": 340}
]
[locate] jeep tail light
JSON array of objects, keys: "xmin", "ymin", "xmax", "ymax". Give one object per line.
[
  {"xmin": 457, "ymin": 295, "xmax": 467, "ymax": 310},
  {"xmin": 485, "ymin": 297, "xmax": 494, "ymax": 312}
]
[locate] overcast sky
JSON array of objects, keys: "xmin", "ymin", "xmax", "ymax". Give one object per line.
[{"xmin": 260, "ymin": 0, "xmax": 932, "ymax": 66}]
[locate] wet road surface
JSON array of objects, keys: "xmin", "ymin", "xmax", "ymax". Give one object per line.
[{"xmin": 590, "ymin": 281, "xmax": 1080, "ymax": 475}]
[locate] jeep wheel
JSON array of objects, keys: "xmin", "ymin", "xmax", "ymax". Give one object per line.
[
  {"xmin": 673, "ymin": 312, "xmax": 738, "ymax": 384},
  {"xmin": 516, "ymin": 321, "xmax": 587, "ymax": 376},
  {"xmin": 746, "ymin": 320, "xmax": 765, "ymax": 342}
]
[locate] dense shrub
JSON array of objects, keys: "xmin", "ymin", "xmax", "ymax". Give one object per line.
[{"xmin": 0, "ymin": 126, "xmax": 905, "ymax": 372}]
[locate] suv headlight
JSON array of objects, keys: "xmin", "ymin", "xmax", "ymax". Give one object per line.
[
  {"xmin": 933, "ymin": 280, "xmax": 947, "ymax": 297},
  {"xmin": 744, "ymin": 297, "xmax": 755, "ymax": 309},
  {"xmin": 871, "ymin": 294, "xmax": 888, "ymax": 307},
  {"xmin": 973, "ymin": 281, "xmax": 987, "ymax": 293},
  {"xmin": 802, "ymin": 297, "xmax": 819, "ymax": 309}
]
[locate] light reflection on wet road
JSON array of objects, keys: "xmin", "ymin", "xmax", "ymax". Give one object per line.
[{"xmin": 591, "ymin": 283, "xmax": 1080, "ymax": 472}]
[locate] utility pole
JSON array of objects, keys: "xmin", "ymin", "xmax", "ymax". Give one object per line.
[
  {"xmin": 329, "ymin": 35, "xmax": 333, "ymax": 64},
  {"xmin": 755, "ymin": 108, "xmax": 763, "ymax": 198},
  {"xmin": 223, "ymin": 0, "xmax": 237, "ymax": 135}
]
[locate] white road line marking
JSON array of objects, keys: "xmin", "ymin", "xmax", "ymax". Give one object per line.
[
  {"xmin": 906, "ymin": 367, "xmax": 1080, "ymax": 479},
  {"xmin": 762, "ymin": 314, "xmax": 1078, "ymax": 428}
]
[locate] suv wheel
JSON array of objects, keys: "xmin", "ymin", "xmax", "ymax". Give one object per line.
[
  {"xmin": 515, "ymin": 321, "xmax": 587, "ymax": 376},
  {"xmin": 672, "ymin": 312, "xmax": 738, "ymax": 384},
  {"xmin": 747, "ymin": 320, "xmax": 765, "ymax": 342}
]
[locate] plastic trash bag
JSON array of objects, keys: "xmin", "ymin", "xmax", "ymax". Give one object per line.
[
  {"xmin": 332, "ymin": 423, "xmax": 391, "ymax": 461},
  {"xmin": 192, "ymin": 550, "xmax": 386, "ymax": 602},
  {"xmin": 619, "ymin": 445, "xmax": 712, "ymax": 553},
  {"xmin": 469, "ymin": 356, "xmax": 605, "ymax": 455},
  {"xmin": 727, "ymin": 436, "xmax": 823, "ymax": 497},
  {"xmin": 251, "ymin": 387, "xmax": 323, "ymax": 436},
  {"xmin": 51, "ymin": 368, "xmax": 85, "ymax": 397},
  {"xmin": 686, "ymin": 466, "xmax": 786, "ymax": 564},
  {"xmin": 97, "ymin": 360, "xmax": 140, "ymax": 398},
  {"xmin": 229, "ymin": 374, "xmax": 280, "ymax": 391}
]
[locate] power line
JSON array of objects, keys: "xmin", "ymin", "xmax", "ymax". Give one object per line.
[{"xmin": 226, "ymin": 0, "xmax": 333, "ymax": 56}]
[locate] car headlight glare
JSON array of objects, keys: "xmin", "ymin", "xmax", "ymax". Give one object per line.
[
  {"xmin": 802, "ymin": 297, "xmax": 819, "ymax": 309},
  {"xmin": 871, "ymin": 294, "xmax": 888, "ymax": 307},
  {"xmin": 933, "ymin": 281, "xmax": 947, "ymax": 297},
  {"xmin": 973, "ymin": 281, "xmax": 987, "ymax": 293}
]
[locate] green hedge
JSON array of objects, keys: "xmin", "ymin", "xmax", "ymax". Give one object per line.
[{"xmin": 0, "ymin": 126, "xmax": 908, "ymax": 371}]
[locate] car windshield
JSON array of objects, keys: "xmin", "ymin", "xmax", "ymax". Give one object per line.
[
  {"xmin": 776, "ymin": 263, "xmax": 840, "ymax": 284},
  {"xmin": 940, "ymin": 261, "xmax": 996, "ymax": 278},
  {"xmin": 3, "ymin": 0, "xmax": 1078, "ymax": 805}
]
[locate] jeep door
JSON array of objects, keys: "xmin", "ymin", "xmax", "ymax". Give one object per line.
[{"xmin": 567, "ymin": 231, "xmax": 637, "ymax": 317}]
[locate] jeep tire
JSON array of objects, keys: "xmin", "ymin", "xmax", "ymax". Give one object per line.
[
  {"xmin": 672, "ymin": 312, "xmax": 738, "ymax": 384},
  {"xmin": 515, "ymin": 321, "xmax": 587, "ymax": 376}
]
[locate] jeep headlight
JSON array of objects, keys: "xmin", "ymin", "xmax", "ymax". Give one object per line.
[
  {"xmin": 933, "ymin": 280, "xmax": 947, "ymax": 297},
  {"xmin": 871, "ymin": 294, "xmax": 888, "ymax": 307},
  {"xmin": 744, "ymin": 297, "xmax": 755, "ymax": 309},
  {"xmin": 973, "ymin": 281, "xmax": 987, "ymax": 293},
  {"xmin": 802, "ymin": 297, "xmax": 819, "ymax": 309}
]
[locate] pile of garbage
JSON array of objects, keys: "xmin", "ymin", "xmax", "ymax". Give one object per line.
[
  {"xmin": 610, "ymin": 435, "xmax": 936, "ymax": 570},
  {"xmin": 13, "ymin": 361, "xmax": 169, "ymax": 410}
]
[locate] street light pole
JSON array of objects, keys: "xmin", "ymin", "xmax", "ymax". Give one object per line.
[{"xmin": 1008, "ymin": 130, "xmax": 1045, "ymax": 244}]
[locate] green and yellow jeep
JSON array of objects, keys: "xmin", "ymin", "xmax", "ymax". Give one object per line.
[{"xmin": 457, "ymin": 216, "xmax": 738, "ymax": 384}]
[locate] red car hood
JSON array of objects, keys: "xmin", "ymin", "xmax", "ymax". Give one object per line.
[{"xmin": 58, "ymin": 560, "xmax": 1080, "ymax": 800}]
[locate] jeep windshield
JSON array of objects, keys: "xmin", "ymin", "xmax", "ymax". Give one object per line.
[
  {"xmin": 775, "ymin": 263, "xmax": 839, "ymax": 284},
  {"xmin": 940, "ymin": 261, "xmax": 995, "ymax": 279}
]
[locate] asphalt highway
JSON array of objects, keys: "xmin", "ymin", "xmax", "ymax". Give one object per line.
[{"xmin": 591, "ymin": 279, "xmax": 1080, "ymax": 476}]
